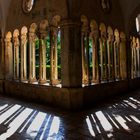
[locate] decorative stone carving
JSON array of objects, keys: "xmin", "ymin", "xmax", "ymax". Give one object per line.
[
  {"xmin": 22, "ymin": 0, "xmax": 34, "ymax": 13},
  {"xmin": 39, "ymin": 19, "xmax": 48, "ymax": 84},
  {"xmin": 99, "ymin": 23, "xmax": 108, "ymax": 81},
  {"xmin": 21, "ymin": 26, "xmax": 28, "ymax": 82},
  {"xmin": 5, "ymin": 31, "xmax": 13, "ymax": 79},
  {"xmin": 13, "ymin": 29, "xmax": 20, "ymax": 80},
  {"xmin": 107, "ymin": 26, "xmax": 115, "ymax": 81},
  {"xmin": 29, "ymin": 23, "xmax": 37, "ymax": 83},
  {"xmin": 81, "ymin": 15, "xmax": 90, "ymax": 85},
  {"xmin": 114, "ymin": 29, "xmax": 120, "ymax": 80},
  {"xmin": 90, "ymin": 20, "xmax": 99, "ymax": 83},
  {"xmin": 50, "ymin": 15, "xmax": 61, "ymax": 85}
]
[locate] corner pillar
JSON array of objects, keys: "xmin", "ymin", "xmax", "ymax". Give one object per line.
[{"xmin": 60, "ymin": 20, "xmax": 82, "ymax": 87}]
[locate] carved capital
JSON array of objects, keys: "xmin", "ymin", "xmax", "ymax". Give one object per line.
[
  {"xmin": 107, "ymin": 26, "xmax": 114, "ymax": 42},
  {"xmin": 39, "ymin": 19, "xmax": 49, "ymax": 39},
  {"xmin": 99, "ymin": 23, "xmax": 106, "ymax": 39},
  {"xmin": 13, "ymin": 29, "xmax": 20, "ymax": 47},
  {"xmin": 21, "ymin": 26, "xmax": 28, "ymax": 44},
  {"xmin": 90, "ymin": 20, "xmax": 99, "ymax": 39},
  {"xmin": 114, "ymin": 29, "xmax": 120, "ymax": 42},
  {"xmin": 5, "ymin": 32, "xmax": 12, "ymax": 47},
  {"xmin": 81, "ymin": 15, "xmax": 89, "ymax": 34},
  {"xmin": 120, "ymin": 32, "xmax": 126, "ymax": 42},
  {"xmin": 136, "ymin": 38, "xmax": 140, "ymax": 48}
]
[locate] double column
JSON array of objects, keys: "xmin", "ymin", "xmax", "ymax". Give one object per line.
[
  {"xmin": 20, "ymin": 27, "xmax": 28, "ymax": 82},
  {"xmin": 50, "ymin": 16, "xmax": 60, "ymax": 85},
  {"xmin": 99, "ymin": 23, "xmax": 108, "ymax": 82},
  {"xmin": 4, "ymin": 32, "xmax": 13, "ymax": 80},
  {"xmin": 29, "ymin": 23, "xmax": 37, "ymax": 83},
  {"xmin": 90, "ymin": 20, "xmax": 99, "ymax": 83},
  {"xmin": 114, "ymin": 29, "xmax": 120, "ymax": 80},
  {"xmin": 13, "ymin": 29, "xmax": 20, "ymax": 80},
  {"xmin": 107, "ymin": 26, "xmax": 115, "ymax": 81},
  {"xmin": 81, "ymin": 16, "xmax": 90, "ymax": 85},
  {"xmin": 38, "ymin": 20, "xmax": 48, "ymax": 84}
]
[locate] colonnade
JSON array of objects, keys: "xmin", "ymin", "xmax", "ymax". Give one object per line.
[
  {"xmin": 131, "ymin": 36, "xmax": 140, "ymax": 79},
  {"xmin": 4, "ymin": 16, "xmax": 61, "ymax": 85},
  {"xmin": 4, "ymin": 16, "xmax": 140, "ymax": 87},
  {"xmin": 81, "ymin": 16, "xmax": 127, "ymax": 85}
]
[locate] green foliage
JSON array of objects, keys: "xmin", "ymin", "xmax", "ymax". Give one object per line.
[{"xmin": 35, "ymin": 31, "xmax": 61, "ymax": 79}]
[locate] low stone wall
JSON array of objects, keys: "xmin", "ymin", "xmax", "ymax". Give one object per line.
[{"xmin": 0, "ymin": 79, "xmax": 140, "ymax": 110}]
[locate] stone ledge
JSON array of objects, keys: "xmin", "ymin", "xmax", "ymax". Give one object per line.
[{"xmin": 0, "ymin": 79, "xmax": 140, "ymax": 110}]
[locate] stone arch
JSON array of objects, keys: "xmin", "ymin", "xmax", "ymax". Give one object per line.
[{"xmin": 5, "ymin": 0, "xmax": 68, "ymax": 31}]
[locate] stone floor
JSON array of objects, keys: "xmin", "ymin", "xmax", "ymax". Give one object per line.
[{"xmin": 0, "ymin": 90, "xmax": 140, "ymax": 140}]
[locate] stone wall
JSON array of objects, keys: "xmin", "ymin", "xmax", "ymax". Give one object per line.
[
  {"xmin": 0, "ymin": 79, "xmax": 139, "ymax": 110},
  {"xmin": 5, "ymin": 0, "xmax": 124, "ymax": 32},
  {"xmin": 5, "ymin": 0, "xmax": 68, "ymax": 32}
]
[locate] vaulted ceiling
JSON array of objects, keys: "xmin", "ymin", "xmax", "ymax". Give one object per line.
[{"xmin": 0, "ymin": 0, "xmax": 140, "ymax": 35}]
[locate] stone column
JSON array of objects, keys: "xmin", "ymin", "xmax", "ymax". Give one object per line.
[
  {"xmin": 13, "ymin": 29, "xmax": 20, "ymax": 80},
  {"xmin": 61, "ymin": 19, "xmax": 82, "ymax": 87},
  {"xmin": 107, "ymin": 26, "xmax": 115, "ymax": 81},
  {"xmin": 90, "ymin": 20, "xmax": 99, "ymax": 83},
  {"xmin": 50, "ymin": 15, "xmax": 61, "ymax": 85},
  {"xmin": 114, "ymin": 29, "xmax": 120, "ymax": 81},
  {"xmin": 136, "ymin": 38, "xmax": 140, "ymax": 77},
  {"xmin": 5, "ymin": 32, "xmax": 13, "ymax": 80},
  {"xmin": 120, "ymin": 32, "xmax": 127, "ymax": 80},
  {"xmin": 81, "ymin": 15, "xmax": 90, "ymax": 85},
  {"xmin": 99, "ymin": 23, "xmax": 108, "ymax": 82},
  {"xmin": 131, "ymin": 37, "xmax": 137, "ymax": 79},
  {"xmin": 20, "ymin": 26, "xmax": 28, "ymax": 82},
  {"xmin": 38, "ymin": 20, "xmax": 48, "ymax": 84},
  {"xmin": 0, "ymin": 31, "xmax": 4, "ymax": 80},
  {"xmin": 29, "ymin": 23, "xmax": 37, "ymax": 83}
]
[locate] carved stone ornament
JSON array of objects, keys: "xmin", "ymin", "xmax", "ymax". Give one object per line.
[
  {"xmin": 22, "ymin": 0, "xmax": 34, "ymax": 13},
  {"xmin": 100, "ymin": 0, "xmax": 111, "ymax": 13}
]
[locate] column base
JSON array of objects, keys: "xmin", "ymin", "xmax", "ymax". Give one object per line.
[
  {"xmin": 29, "ymin": 78, "xmax": 37, "ymax": 84},
  {"xmin": 20, "ymin": 79, "xmax": 28, "ymax": 83},
  {"xmin": 82, "ymin": 79, "xmax": 90, "ymax": 85},
  {"xmin": 50, "ymin": 79, "xmax": 60, "ymax": 85},
  {"xmin": 39, "ymin": 79, "xmax": 47, "ymax": 85},
  {"xmin": 91, "ymin": 79, "xmax": 100, "ymax": 84}
]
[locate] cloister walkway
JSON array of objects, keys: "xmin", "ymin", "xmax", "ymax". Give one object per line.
[{"xmin": 0, "ymin": 90, "xmax": 140, "ymax": 140}]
